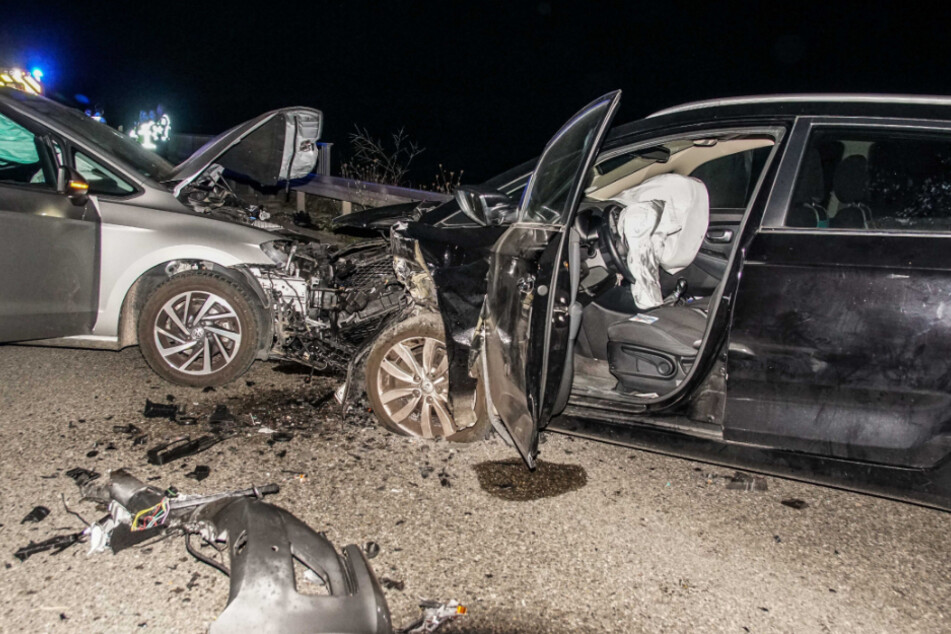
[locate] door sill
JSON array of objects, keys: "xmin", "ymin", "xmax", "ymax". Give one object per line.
[{"xmin": 559, "ymin": 401, "xmax": 722, "ymax": 440}]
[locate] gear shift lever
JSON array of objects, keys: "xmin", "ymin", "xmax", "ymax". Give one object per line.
[{"xmin": 663, "ymin": 278, "xmax": 688, "ymax": 305}]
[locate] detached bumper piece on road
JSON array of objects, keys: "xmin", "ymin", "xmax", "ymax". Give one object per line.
[
  {"xmin": 16, "ymin": 469, "xmax": 464, "ymax": 634},
  {"xmin": 195, "ymin": 496, "xmax": 392, "ymax": 634}
]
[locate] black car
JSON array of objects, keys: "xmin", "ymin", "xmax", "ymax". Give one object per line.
[{"xmin": 338, "ymin": 91, "xmax": 951, "ymax": 510}]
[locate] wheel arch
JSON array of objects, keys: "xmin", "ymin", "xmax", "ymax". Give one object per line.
[{"xmin": 118, "ymin": 260, "xmax": 273, "ymax": 359}]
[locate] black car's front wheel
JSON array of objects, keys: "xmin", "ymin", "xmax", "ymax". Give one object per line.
[
  {"xmin": 365, "ymin": 314, "xmax": 488, "ymax": 441},
  {"xmin": 138, "ymin": 271, "xmax": 264, "ymax": 387}
]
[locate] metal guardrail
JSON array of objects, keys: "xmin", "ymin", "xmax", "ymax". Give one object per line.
[
  {"xmin": 292, "ymin": 174, "xmax": 451, "ymax": 212},
  {"xmin": 168, "ymin": 133, "xmax": 443, "ymax": 211}
]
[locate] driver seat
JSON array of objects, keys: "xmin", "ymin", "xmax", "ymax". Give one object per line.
[{"xmin": 602, "ymin": 174, "xmax": 710, "ymax": 394}]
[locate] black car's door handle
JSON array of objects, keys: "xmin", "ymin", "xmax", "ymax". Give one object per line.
[{"xmin": 706, "ymin": 228, "xmax": 734, "ymax": 243}]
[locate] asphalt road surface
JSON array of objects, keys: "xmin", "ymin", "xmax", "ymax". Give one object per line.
[{"xmin": 0, "ymin": 345, "xmax": 948, "ymax": 633}]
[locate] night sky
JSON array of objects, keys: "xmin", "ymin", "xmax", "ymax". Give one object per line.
[{"xmin": 3, "ymin": 2, "xmax": 950, "ymax": 183}]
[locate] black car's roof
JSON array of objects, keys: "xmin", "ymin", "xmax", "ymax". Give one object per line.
[
  {"xmin": 612, "ymin": 93, "xmax": 951, "ymax": 139},
  {"xmin": 647, "ymin": 93, "xmax": 951, "ymax": 119},
  {"xmin": 489, "ymin": 94, "xmax": 951, "ymax": 189}
]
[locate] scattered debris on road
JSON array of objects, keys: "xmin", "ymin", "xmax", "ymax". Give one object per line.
[
  {"xmin": 146, "ymin": 435, "xmax": 224, "ymax": 465},
  {"xmin": 364, "ymin": 541, "xmax": 381, "ymax": 559},
  {"xmin": 397, "ymin": 600, "xmax": 467, "ymax": 634},
  {"xmin": 209, "ymin": 404, "xmax": 236, "ymax": 425},
  {"xmin": 13, "ymin": 468, "xmax": 465, "ymax": 633},
  {"xmin": 381, "ymin": 577, "xmax": 406, "ymax": 591},
  {"xmin": 20, "ymin": 506, "xmax": 50, "ymax": 524},
  {"xmin": 185, "ymin": 465, "xmax": 211, "ymax": 481},
  {"xmin": 64, "ymin": 466, "xmax": 100, "ymax": 487},
  {"xmin": 143, "ymin": 398, "xmax": 180, "ymax": 421},
  {"xmin": 14, "ymin": 531, "xmax": 84, "ymax": 561},
  {"xmin": 725, "ymin": 471, "xmax": 768, "ymax": 492},
  {"xmin": 781, "ymin": 498, "xmax": 809, "ymax": 510}
]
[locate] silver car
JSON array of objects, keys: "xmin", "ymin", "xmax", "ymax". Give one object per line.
[{"xmin": 0, "ymin": 87, "xmax": 403, "ymax": 387}]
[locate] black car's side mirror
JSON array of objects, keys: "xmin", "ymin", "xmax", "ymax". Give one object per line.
[
  {"xmin": 56, "ymin": 166, "xmax": 90, "ymax": 206},
  {"xmin": 454, "ymin": 186, "xmax": 517, "ymax": 226}
]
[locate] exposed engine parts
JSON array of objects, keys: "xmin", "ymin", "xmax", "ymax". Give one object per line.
[
  {"xmin": 252, "ymin": 240, "xmax": 409, "ymax": 373},
  {"xmin": 181, "ymin": 165, "xmax": 281, "ymax": 230}
]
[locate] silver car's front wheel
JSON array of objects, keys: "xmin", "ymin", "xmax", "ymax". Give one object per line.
[
  {"xmin": 138, "ymin": 271, "xmax": 262, "ymax": 387},
  {"xmin": 153, "ymin": 291, "xmax": 243, "ymax": 376}
]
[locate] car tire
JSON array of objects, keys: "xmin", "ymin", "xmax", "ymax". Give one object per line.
[
  {"xmin": 137, "ymin": 271, "xmax": 264, "ymax": 387},
  {"xmin": 365, "ymin": 313, "xmax": 489, "ymax": 442}
]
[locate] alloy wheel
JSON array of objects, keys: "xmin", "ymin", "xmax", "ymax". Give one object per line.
[
  {"xmin": 375, "ymin": 335, "xmax": 453, "ymax": 438},
  {"xmin": 152, "ymin": 291, "xmax": 243, "ymax": 376}
]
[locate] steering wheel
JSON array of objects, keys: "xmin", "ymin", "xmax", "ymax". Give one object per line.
[{"xmin": 597, "ymin": 203, "xmax": 638, "ymax": 284}]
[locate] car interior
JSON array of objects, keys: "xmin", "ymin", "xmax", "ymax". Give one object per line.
[
  {"xmin": 786, "ymin": 132, "xmax": 951, "ymax": 232},
  {"xmin": 561, "ymin": 132, "xmax": 777, "ymax": 407},
  {"xmin": 0, "ymin": 111, "xmax": 54, "ymax": 186}
]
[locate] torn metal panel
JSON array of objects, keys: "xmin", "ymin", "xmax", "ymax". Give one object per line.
[
  {"xmin": 252, "ymin": 240, "xmax": 409, "ymax": 376},
  {"xmin": 194, "ymin": 498, "xmax": 391, "ymax": 634},
  {"xmin": 391, "ymin": 221, "xmax": 506, "ymax": 430}
]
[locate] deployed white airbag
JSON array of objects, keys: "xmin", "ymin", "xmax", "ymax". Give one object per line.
[{"xmin": 611, "ymin": 174, "xmax": 709, "ymax": 309}]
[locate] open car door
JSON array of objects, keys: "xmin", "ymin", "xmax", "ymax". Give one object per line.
[{"xmin": 481, "ymin": 91, "xmax": 621, "ymax": 467}]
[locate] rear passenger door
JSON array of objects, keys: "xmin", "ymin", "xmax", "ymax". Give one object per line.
[{"xmin": 726, "ymin": 117, "xmax": 951, "ymax": 469}]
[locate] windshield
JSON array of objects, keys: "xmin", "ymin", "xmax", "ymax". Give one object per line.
[
  {"xmin": 519, "ymin": 93, "xmax": 619, "ymax": 224},
  {"xmin": 12, "ymin": 90, "xmax": 175, "ymax": 182}
]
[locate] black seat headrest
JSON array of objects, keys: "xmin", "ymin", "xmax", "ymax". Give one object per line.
[{"xmin": 833, "ymin": 155, "xmax": 869, "ymax": 204}]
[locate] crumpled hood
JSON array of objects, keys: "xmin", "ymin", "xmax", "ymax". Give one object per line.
[
  {"xmin": 168, "ymin": 107, "xmax": 323, "ymax": 196},
  {"xmin": 331, "ymin": 201, "xmax": 425, "ymax": 232}
]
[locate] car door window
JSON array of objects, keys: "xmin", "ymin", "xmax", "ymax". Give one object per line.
[
  {"xmin": 519, "ymin": 95, "xmax": 618, "ymax": 225},
  {"xmin": 74, "ymin": 150, "xmax": 135, "ymax": 196},
  {"xmin": 785, "ymin": 128, "xmax": 951, "ymax": 232},
  {"xmin": 0, "ymin": 111, "xmax": 53, "ymax": 187}
]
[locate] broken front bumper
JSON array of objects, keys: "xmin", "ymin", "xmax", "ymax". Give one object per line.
[{"xmin": 194, "ymin": 497, "xmax": 392, "ymax": 634}]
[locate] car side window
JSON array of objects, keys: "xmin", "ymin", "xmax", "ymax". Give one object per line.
[
  {"xmin": 0, "ymin": 111, "xmax": 54, "ymax": 187},
  {"xmin": 689, "ymin": 146, "xmax": 771, "ymax": 209},
  {"xmin": 74, "ymin": 150, "xmax": 135, "ymax": 196},
  {"xmin": 785, "ymin": 128, "xmax": 951, "ymax": 232}
]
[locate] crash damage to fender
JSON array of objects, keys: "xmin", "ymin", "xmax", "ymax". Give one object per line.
[{"xmin": 385, "ymin": 220, "xmax": 507, "ymax": 428}]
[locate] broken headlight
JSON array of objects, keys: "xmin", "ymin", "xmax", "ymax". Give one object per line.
[{"xmin": 260, "ymin": 240, "xmax": 293, "ymax": 267}]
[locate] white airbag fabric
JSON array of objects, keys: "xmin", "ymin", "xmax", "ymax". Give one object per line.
[{"xmin": 612, "ymin": 174, "xmax": 709, "ymax": 310}]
